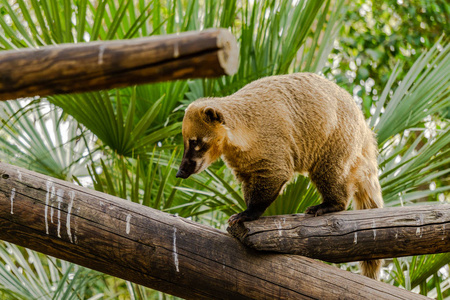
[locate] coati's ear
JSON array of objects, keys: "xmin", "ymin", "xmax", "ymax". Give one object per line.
[{"xmin": 203, "ymin": 107, "xmax": 225, "ymax": 124}]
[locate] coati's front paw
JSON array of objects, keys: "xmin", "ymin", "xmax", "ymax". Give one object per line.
[
  {"xmin": 305, "ymin": 203, "xmax": 344, "ymax": 217},
  {"xmin": 228, "ymin": 211, "xmax": 260, "ymax": 225}
]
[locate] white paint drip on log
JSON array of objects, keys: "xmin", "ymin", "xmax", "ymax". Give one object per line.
[
  {"xmin": 10, "ymin": 188, "xmax": 15, "ymax": 214},
  {"xmin": 353, "ymin": 232, "xmax": 357, "ymax": 244},
  {"xmin": 67, "ymin": 191, "xmax": 75, "ymax": 243},
  {"xmin": 98, "ymin": 45, "xmax": 105, "ymax": 64},
  {"xmin": 56, "ymin": 189, "xmax": 64, "ymax": 238},
  {"xmin": 173, "ymin": 227, "xmax": 180, "ymax": 272},
  {"xmin": 45, "ymin": 180, "xmax": 54, "ymax": 234},
  {"xmin": 126, "ymin": 214, "xmax": 132, "ymax": 234}
]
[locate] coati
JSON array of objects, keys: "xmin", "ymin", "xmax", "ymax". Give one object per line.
[{"xmin": 176, "ymin": 73, "xmax": 384, "ymax": 279}]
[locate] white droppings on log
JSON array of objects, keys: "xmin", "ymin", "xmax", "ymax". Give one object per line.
[
  {"xmin": 98, "ymin": 45, "xmax": 105, "ymax": 64},
  {"xmin": 372, "ymin": 220, "xmax": 377, "ymax": 240},
  {"xmin": 45, "ymin": 180, "xmax": 54, "ymax": 235},
  {"xmin": 126, "ymin": 214, "xmax": 132, "ymax": 234},
  {"xmin": 10, "ymin": 188, "xmax": 15, "ymax": 214},
  {"xmin": 443, "ymin": 224, "xmax": 446, "ymax": 240},
  {"xmin": 50, "ymin": 185, "xmax": 55, "ymax": 223},
  {"xmin": 17, "ymin": 170, "xmax": 22, "ymax": 181},
  {"xmin": 173, "ymin": 42, "xmax": 180, "ymax": 58},
  {"xmin": 415, "ymin": 214, "xmax": 424, "ymax": 238},
  {"xmin": 173, "ymin": 227, "xmax": 179, "ymax": 272},
  {"xmin": 67, "ymin": 191, "xmax": 75, "ymax": 243},
  {"xmin": 353, "ymin": 232, "xmax": 357, "ymax": 244},
  {"xmin": 275, "ymin": 220, "xmax": 282, "ymax": 236},
  {"xmin": 56, "ymin": 189, "xmax": 64, "ymax": 238}
]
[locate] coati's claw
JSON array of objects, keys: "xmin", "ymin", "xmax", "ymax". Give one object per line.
[
  {"xmin": 228, "ymin": 213, "xmax": 247, "ymax": 225},
  {"xmin": 228, "ymin": 211, "xmax": 259, "ymax": 225},
  {"xmin": 305, "ymin": 203, "xmax": 343, "ymax": 216},
  {"xmin": 305, "ymin": 204, "xmax": 324, "ymax": 216},
  {"xmin": 228, "ymin": 214, "xmax": 241, "ymax": 225}
]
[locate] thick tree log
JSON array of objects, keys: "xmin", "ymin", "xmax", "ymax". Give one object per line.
[
  {"xmin": 0, "ymin": 162, "xmax": 425, "ymax": 299},
  {"xmin": 0, "ymin": 29, "xmax": 238, "ymax": 101},
  {"xmin": 227, "ymin": 205, "xmax": 450, "ymax": 263}
]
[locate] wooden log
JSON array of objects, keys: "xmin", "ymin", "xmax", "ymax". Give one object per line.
[
  {"xmin": 0, "ymin": 162, "xmax": 425, "ymax": 299},
  {"xmin": 227, "ymin": 205, "xmax": 450, "ymax": 263},
  {"xmin": 0, "ymin": 29, "xmax": 238, "ymax": 101}
]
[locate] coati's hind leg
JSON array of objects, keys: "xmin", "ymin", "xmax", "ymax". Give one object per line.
[
  {"xmin": 228, "ymin": 174, "xmax": 288, "ymax": 225},
  {"xmin": 306, "ymin": 169, "xmax": 350, "ymax": 216}
]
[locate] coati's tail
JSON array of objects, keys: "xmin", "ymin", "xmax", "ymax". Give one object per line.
[
  {"xmin": 360, "ymin": 260, "xmax": 383, "ymax": 280},
  {"xmin": 353, "ymin": 140, "xmax": 384, "ymax": 280}
]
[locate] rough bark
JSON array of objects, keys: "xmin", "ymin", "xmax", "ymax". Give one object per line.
[
  {"xmin": 0, "ymin": 162, "xmax": 426, "ymax": 299},
  {"xmin": 227, "ymin": 205, "xmax": 450, "ymax": 263},
  {"xmin": 0, "ymin": 29, "xmax": 238, "ymax": 100}
]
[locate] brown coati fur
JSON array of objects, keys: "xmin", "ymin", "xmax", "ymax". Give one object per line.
[{"xmin": 176, "ymin": 73, "xmax": 384, "ymax": 279}]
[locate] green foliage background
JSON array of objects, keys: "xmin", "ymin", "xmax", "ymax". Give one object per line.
[{"xmin": 0, "ymin": 0, "xmax": 449, "ymax": 299}]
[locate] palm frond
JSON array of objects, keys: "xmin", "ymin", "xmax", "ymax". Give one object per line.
[
  {"xmin": 0, "ymin": 242, "xmax": 101, "ymax": 299},
  {"xmin": 374, "ymin": 39, "xmax": 450, "ymax": 145},
  {"xmin": 0, "ymin": 100, "xmax": 94, "ymax": 180}
]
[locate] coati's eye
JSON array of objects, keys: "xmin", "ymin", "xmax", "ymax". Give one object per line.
[
  {"xmin": 189, "ymin": 138, "xmax": 200, "ymax": 151},
  {"xmin": 189, "ymin": 138, "xmax": 208, "ymax": 152}
]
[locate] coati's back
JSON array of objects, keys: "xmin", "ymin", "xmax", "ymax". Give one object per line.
[{"xmin": 228, "ymin": 73, "xmax": 370, "ymax": 174}]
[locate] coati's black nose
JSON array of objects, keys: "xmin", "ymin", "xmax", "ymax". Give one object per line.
[
  {"xmin": 176, "ymin": 169, "xmax": 190, "ymax": 179},
  {"xmin": 177, "ymin": 157, "xmax": 196, "ymax": 179}
]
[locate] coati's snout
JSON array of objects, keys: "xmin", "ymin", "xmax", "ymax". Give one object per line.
[
  {"xmin": 176, "ymin": 136, "xmax": 215, "ymax": 178},
  {"xmin": 176, "ymin": 156, "xmax": 197, "ymax": 179}
]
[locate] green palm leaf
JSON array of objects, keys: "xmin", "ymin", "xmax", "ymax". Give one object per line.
[
  {"xmin": 374, "ymin": 39, "xmax": 450, "ymax": 145},
  {"xmin": 0, "ymin": 100, "xmax": 93, "ymax": 180}
]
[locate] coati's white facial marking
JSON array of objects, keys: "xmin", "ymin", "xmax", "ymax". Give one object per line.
[
  {"xmin": 189, "ymin": 137, "xmax": 201, "ymax": 152},
  {"xmin": 193, "ymin": 158, "xmax": 207, "ymax": 174}
]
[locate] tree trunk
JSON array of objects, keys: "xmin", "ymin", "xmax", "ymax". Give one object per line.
[
  {"xmin": 0, "ymin": 162, "xmax": 426, "ymax": 299},
  {"xmin": 0, "ymin": 29, "xmax": 238, "ymax": 101},
  {"xmin": 227, "ymin": 205, "xmax": 450, "ymax": 263}
]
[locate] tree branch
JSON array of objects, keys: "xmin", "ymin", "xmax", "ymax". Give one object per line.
[
  {"xmin": 0, "ymin": 162, "xmax": 426, "ymax": 299},
  {"xmin": 227, "ymin": 205, "xmax": 450, "ymax": 263},
  {"xmin": 0, "ymin": 29, "xmax": 238, "ymax": 101}
]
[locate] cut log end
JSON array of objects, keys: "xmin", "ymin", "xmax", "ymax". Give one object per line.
[{"xmin": 215, "ymin": 29, "xmax": 239, "ymax": 75}]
